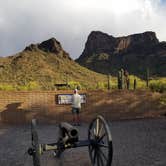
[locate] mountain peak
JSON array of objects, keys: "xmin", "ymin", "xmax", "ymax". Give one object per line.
[
  {"xmin": 24, "ymin": 38, "xmax": 63, "ymax": 54},
  {"xmin": 88, "ymin": 31, "xmax": 115, "ymax": 41},
  {"xmin": 79, "ymin": 31, "xmax": 116, "ymax": 58},
  {"xmin": 38, "ymin": 38, "xmax": 62, "ymax": 54},
  {"xmin": 122, "ymin": 31, "xmax": 159, "ymax": 45},
  {"xmin": 115, "ymin": 31, "xmax": 159, "ymax": 53},
  {"xmin": 79, "ymin": 31, "xmax": 159, "ymax": 58},
  {"xmin": 77, "ymin": 31, "xmax": 165, "ymax": 76}
]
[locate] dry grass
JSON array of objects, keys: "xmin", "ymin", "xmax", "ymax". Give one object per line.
[
  {"xmin": 40, "ymin": 90, "xmax": 166, "ymax": 123},
  {"xmin": 0, "ymin": 90, "xmax": 165, "ymax": 124}
]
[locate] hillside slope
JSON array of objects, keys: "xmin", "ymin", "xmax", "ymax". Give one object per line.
[
  {"xmin": 76, "ymin": 31, "xmax": 166, "ymax": 77},
  {"xmin": 0, "ymin": 38, "xmax": 106, "ymax": 90}
]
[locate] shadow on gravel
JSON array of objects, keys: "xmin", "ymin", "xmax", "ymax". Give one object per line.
[
  {"xmin": 0, "ymin": 102, "xmax": 29, "ymax": 124},
  {"xmin": 0, "ymin": 102, "xmax": 56, "ymax": 124}
]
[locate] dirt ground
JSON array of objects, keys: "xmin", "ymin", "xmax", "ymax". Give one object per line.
[
  {"xmin": 0, "ymin": 118, "xmax": 166, "ymax": 166},
  {"xmin": 35, "ymin": 90, "xmax": 166, "ymax": 124},
  {"xmin": 0, "ymin": 90, "xmax": 166, "ymax": 124}
]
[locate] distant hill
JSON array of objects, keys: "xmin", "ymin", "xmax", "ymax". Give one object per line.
[
  {"xmin": 76, "ymin": 31, "xmax": 166, "ymax": 77},
  {"xmin": 0, "ymin": 38, "xmax": 106, "ymax": 90}
]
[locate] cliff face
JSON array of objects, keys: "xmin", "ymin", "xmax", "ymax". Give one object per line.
[
  {"xmin": 115, "ymin": 31, "xmax": 159, "ymax": 53},
  {"xmin": 77, "ymin": 31, "xmax": 166, "ymax": 76}
]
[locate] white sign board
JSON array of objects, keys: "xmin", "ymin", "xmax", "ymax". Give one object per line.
[{"xmin": 57, "ymin": 94, "xmax": 86, "ymax": 105}]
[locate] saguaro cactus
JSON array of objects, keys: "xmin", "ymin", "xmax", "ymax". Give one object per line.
[
  {"xmin": 118, "ymin": 70, "xmax": 122, "ymax": 89},
  {"xmin": 127, "ymin": 78, "xmax": 130, "ymax": 90},
  {"xmin": 146, "ymin": 68, "xmax": 149, "ymax": 88},
  {"xmin": 134, "ymin": 78, "xmax": 137, "ymax": 90},
  {"xmin": 107, "ymin": 74, "xmax": 111, "ymax": 90},
  {"xmin": 118, "ymin": 68, "xmax": 125, "ymax": 89},
  {"xmin": 120, "ymin": 69, "xmax": 125, "ymax": 89},
  {"xmin": 124, "ymin": 70, "xmax": 130, "ymax": 90}
]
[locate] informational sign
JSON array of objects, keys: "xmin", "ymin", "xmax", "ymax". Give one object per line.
[{"xmin": 57, "ymin": 94, "xmax": 86, "ymax": 105}]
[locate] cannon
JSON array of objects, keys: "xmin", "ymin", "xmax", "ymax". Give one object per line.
[
  {"xmin": 59, "ymin": 122, "xmax": 79, "ymax": 143},
  {"xmin": 28, "ymin": 115, "xmax": 113, "ymax": 166}
]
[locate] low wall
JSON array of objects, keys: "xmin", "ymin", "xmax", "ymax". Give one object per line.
[{"xmin": 0, "ymin": 90, "xmax": 86, "ymax": 124}]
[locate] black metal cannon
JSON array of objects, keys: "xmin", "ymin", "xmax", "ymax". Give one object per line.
[
  {"xmin": 59, "ymin": 122, "xmax": 79, "ymax": 143},
  {"xmin": 28, "ymin": 115, "xmax": 113, "ymax": 166}
]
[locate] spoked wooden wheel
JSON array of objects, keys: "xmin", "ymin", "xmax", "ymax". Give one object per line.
[
  {"xmin": 88, "ymin": 115, "xmax": 113, "ymax": 166},
  {"xmin": 30, "ymin": 119, "xmax": 41, "ymax": 166}
]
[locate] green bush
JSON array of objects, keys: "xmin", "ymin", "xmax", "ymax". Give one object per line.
[
  {"xmin": 159, "ymin": 95, "xmax": 166, "ymax": 106},
  {"xmin": 68, "ymin": 81, "xmax": 82, "ymax": 90},
  {"xmin": 96, "ymin": 82, "xmax": 105, "ymax": 90},
  {"xmin": 129, "ymin": 75, "xmax": 146, "ymax": 89},
  {"xmin": 149, "ymin": 79, "xmax": 166, "ymax": 93},
  {"xmin": 16, "ymin": 81, "xmax": 41, "ymax": 90},
  {"xmin": 0, "ymin": 84, "xmax": 15, "ymax": 90},
  {"xmin": 110, "ymin": 78, "xmax": 118, "ymax": 89}
]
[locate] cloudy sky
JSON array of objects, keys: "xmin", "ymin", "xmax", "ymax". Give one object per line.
[{"xmin": 0, "ymin": 0, "xmax": 166, "ymax": 59}]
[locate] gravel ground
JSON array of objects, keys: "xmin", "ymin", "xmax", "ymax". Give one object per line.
[{"xmin": 0, "ymin": 118, "xmax": 166, "ymax": 166}]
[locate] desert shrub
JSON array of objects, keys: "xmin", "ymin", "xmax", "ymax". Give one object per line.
[
  {"xmin": 16, "ymin": 85, "xmax": 29, "ymax": 91},
  {"xmin": 0, "ymin": 84, "xmax": 15, "ymax": 90},
  {"xmin": 129, "ymin": 75, "xmax": 146, "ymax": 89},
  {"xmin": 96, "ymin": 82, "xmax": 105, "ymax": 90},
  {"xmin": 16, "ymin": 81, "xmax": 41, "ymax": 90},
  {"xmin": 110, "ymin": 78, "xmax": 118, "ymax": 89},
  {"xmin": 159, "ymin": 94, "xmax": 166, "ymax": 106},
  {"xmin": 28, "ymin": 81, "xmax": 41, "ymax": 90},
  {"xmin": 149, "ymin": 79, "xmax": 166, "ymax": 93},
  {"xmin": 98, "ymin": 53, "xmax": 109, "ymax": 60},
  {"xmin": 68, "ymin": 81, "xmax": 82, "ymax": 90},
  {"xmin": 80, "ymin": 84, "xmax": 91, "ymax": 90}
]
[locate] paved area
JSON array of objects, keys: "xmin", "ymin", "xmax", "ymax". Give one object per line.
[{"xmin": 0, "ymin": 118, "xmax": 166, "ymax": 166}]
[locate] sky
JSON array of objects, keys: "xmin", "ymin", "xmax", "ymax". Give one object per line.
[{"xmin": 0, "ymin": 0, "xmax": 166, "ymax": 59}]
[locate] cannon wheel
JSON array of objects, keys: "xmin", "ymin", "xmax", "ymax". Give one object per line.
[
  {"xmin": 31, "ymin": 119, "xmax": 41, "ymax": 166},
  {"xmin": 88, "ymin": 115, "xmax": 113, "ymax": 166}
]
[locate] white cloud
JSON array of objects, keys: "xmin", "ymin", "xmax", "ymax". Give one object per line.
[{"xmin": 0, "ymin": 0, "xmax": 166, "ymax": 58}]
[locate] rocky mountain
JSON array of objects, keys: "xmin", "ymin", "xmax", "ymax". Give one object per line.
[
  {"xmin": 76, "ymin": 31, "xmax": 166, "ymax": 77},
  {"xmin": 0, "ymin": 38, "xmax": 106, "ymax": 89}
]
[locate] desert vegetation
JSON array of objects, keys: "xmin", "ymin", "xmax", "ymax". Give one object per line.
[
  {"xmin": 149, "ymin": 78, "xmax": 166, "ymax": 93},
  {"xmin": 0, "ymin": 37, "xmax": 165, "ymax": 93},
  {"xmin": 0, "ymin": 74, "xmax": 165, "ymax": 93}
]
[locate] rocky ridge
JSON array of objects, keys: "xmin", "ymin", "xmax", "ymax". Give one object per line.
[
  {"xmin": 0, "ymin": 37, "xmax": 106, "ymax": 89},
  {"xmin": 77, "ymin": 31, "xmax": 166, "ymax": 76},
  {"xmin": 24, "ymin": 38, "xmax": 70, "ymax": 59}
]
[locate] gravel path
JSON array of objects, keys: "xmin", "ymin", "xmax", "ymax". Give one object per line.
[{"xmin": 0, "ymin": 118, "xmax": 166, "ymax": 166}]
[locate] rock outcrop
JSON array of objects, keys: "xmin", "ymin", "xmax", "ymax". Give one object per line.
[
  {"xmin": 77, "ymin": 31, "xmax": 166, "ymax": 76},
  {"xmin": 24, "ymin": 38, "xmax": 70, "ymax": 58},
  {"xmin": 38, "ymin": 38, "xmax": 62, "ymax": 54}
]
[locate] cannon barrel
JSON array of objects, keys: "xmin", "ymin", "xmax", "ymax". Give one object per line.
[{"xmin": 59, "ymin": 122, "xmax": 78, "ymax": 143}]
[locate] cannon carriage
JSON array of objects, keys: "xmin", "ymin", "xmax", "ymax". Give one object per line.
[{"xmin": 28, "ymin": 115, "xmax": 113, "ymax": 166}]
